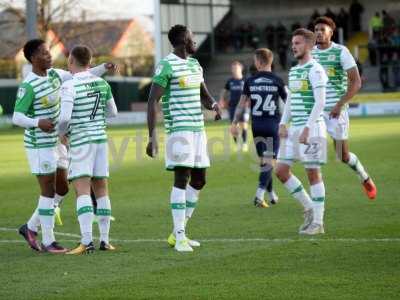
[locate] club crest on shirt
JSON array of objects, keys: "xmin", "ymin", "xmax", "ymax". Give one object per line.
[
  {"xmin": 17, "ymin": 87, "xmax": 26, "ymax": 99},
  {"xmin": 328, "ymin": 54, "xmax": 336, "ymax": 61},
  {"xmin": 51, "ymin": 78, "xmax": 61, "ymax": 90},
  {"xmin": 155, "ymin": 64, "xmax": 163, "ymax": 76}
]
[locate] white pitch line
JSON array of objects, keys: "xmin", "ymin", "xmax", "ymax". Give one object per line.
[{"xmin": 2, "ymin": 227, "xmax": 400, "ymax": 244}]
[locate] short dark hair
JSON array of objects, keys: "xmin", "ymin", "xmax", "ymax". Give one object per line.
[
  {"xmin": 23, "ymin": 39, "xmax": 46, "ymax": 63},
  {"xmin": 314, "ymin": 16, "xmax": 336, "ymax": 31},
  {"xmin": 168, "ymin": 24, "xmax": 188, "ymax": 47},
  {"xmin": 254, "ymin": 48, "xmax": 273, "ymax": 65},
  {"xmin": 292, "ymin": 28, "xmax": 316, "ymax": 45},
  {"xmin": 70, "ymin": 45, "xmax": 92, "ymax": 67}
]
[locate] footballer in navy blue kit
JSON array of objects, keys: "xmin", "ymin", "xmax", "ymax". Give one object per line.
[
  {"xmin": 219, "ymin": 61, "xmax": 250, "ymax": 152},
  {"xmin": 231, "ymin": 48, "xmax": 287, "ymax": 207}
]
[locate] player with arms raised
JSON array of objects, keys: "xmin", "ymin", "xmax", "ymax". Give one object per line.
[
  {"xmin": 57, "ymin": 45, "xmax": 118, "ymax": 254},
  {"xmin": 276, "ymin": 29, "xmax": 328, "ymax": 235},
  {"xmin": 146, "ymin": 25, "xmax": 222, "ymax": 252},
  {"xmin": 231, "ymin": 48, "xmax": 287, "ymax": 207},
  {"xmin": 312, "ymin": 17, "xmax": 376, "ymax": 199}
]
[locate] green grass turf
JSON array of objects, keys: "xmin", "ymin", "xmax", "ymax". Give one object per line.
[{"xmin": 0, "ymin": 117, "xmax": 399, "ymax": 300}]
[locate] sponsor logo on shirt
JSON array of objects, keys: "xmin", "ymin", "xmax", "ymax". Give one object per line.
[
  {"xmin": 178, "ymin": 74, "xmax": 203, "ymax": 88},
  {"xmin": 289, "ymin": 80, "xmax": 308, "ymax": 92},
  {"xmin": 254, "ymin": 77, "xmax": 273, "ymax": 84}
]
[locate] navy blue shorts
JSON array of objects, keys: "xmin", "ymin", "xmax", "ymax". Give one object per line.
[
  {"xmin": 229, "ymin": 107, "xmax": 249, "ymax": 123},
  {"xmin": 252, "ymin": 123, "xmax": 280, "ymax": 159}
]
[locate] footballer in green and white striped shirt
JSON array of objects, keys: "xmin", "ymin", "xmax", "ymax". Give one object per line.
[
  {"xmin": 313, "ymin": 16, "xmax": 376, "ymax": 200},
  {"xmin": 58, "ymin": 45, "xmax": 118, "ymax": 255},
  {"xmin": 147, "ymin": 25, "xmax": 222, "ymax": 252},
  {"xmin": 276, "ymin": 28, "xmax": 328, "ymax": 236}
]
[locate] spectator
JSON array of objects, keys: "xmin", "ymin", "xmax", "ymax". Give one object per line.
[
  {"xmin": 264, "ymin": 24, "xmax": 275, "ymax": 50},
  {"xmin": 232, "ymin": 25, "xmax": 244, "ymax": 51},
  {"xmin": 382, "ymin": 10, "xmax": 396, "ymax": 36},
  {"xmin": 336, "ymin": 8, "xmax": 349, "ymax": 40},
  {"xmin": 277, "ymin": 39, "xmax": 289, "ymax": 70},
  {"xmin": 311, "ymin": 9, "xmax": 320, "ymax": 21},
  {"xmin": 368, "ymin": 38, "xmax": 378, "ymax": 66},
  {"xmin": 291, "ymin": 21, "xmax": 301, "ymax": 32},
  {"xmin": 378, "ymin": 34, "xmax": 392, "ymax": 90},
  {"xmin": 307, "ymin": 17, "xmax": 315, "ymax": 31},
  {"xmin": 276, "ymin": 22, "xmax": 288, "ymax": 42},
  {"xmin": 249, "ymin": 24, "xmax": 261, "ymax": 49},
  {"xmin": 390, "ymin": 28, "xmax": 400, "ymax": 88},
  {"xmin": 370, "ymin": 12, "xmax": 383, "ymax": 40},
  {"xmin": 349, "ymin": 0, "xmax": 364, "ymax": 32},
  {"xmin": 324, "ymin": 8, "xmax": 336, "ymax": 24}
]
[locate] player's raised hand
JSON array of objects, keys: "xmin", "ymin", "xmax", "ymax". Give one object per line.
[
  {"xmin": 278, "ymin": 124, "xmax": 288, "ymax": 139},
  {"xmin": 104, "ymin": 62, "xmax": 119, "ymax": 74},
  {"xmin": 299, "ymin": 127, "xmax": 310, "ymax": 144},
  {"xmin": 146, "ymin": 140, "xmax": 158, "ymax": 158},
  {"xmin": 38, "ymin": 119, "xmax": 54, "ymax": 132},
  {"xmin": 213, "ymin": 102, "xmax": 222, "ymax": 121}
]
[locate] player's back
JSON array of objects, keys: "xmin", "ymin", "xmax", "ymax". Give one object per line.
[
  {"xmin": 243, "ymin": 71, "xmax": 286, "ymax": 128},
  {"xmin": 68, "ymin": 71, "xmax": 112, "ymax": 147}
]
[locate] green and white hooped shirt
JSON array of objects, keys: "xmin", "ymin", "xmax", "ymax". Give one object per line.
[
  {"xmin": 59, "ymin": 72, "xmax": 114, "ymax": 148},
  {"xmin": 312, "ymin": 42, "xmax": 357, "ymax": 112},
  {"xmin": 152, "ymin": 53, "xmax": 205, "ymax": 134},
  {"xmin": 288, "ymin": 59, "xmax": 328, "ymax": 127},
  {"xmin": 14, "ymin": 69, "xmax": 72, "ymax": 149}
]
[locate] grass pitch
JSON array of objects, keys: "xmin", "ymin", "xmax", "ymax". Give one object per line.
[{"xmin": 0, "ymin": 117, "xmax": 399, "ymax": 300}]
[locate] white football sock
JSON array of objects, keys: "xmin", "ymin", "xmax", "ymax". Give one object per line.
[
  {"xmin": 185, "ymin": 185, "xmax": 200, "ymax": 223},
  {"xmin": 54, "ymin": 193, "xmax": 65, "ymax": 208},
  {"xmin": 96, "ymin": 196, "xmax": 111, "ymax": 244},
  {"xmin": 27, "ymin": 205, "xmax": 40, "ymax": 232},
  {"xmin": 38, "ymin": 196, "xmax": 55, "ymax": 246},
  {"xmin": 347, "ymin": 152, "xmax": 369, "ymax": 181},
  {"xmin": 256, "ymin": 187, "xmax": 266, "ymax": 200},
  {"xmin": 77, "ymin": 195, "xmax": 94, "ymax": 245},
  {"xmin": 310, "ymin": 181, "xmax": 326, "ymax": 225},
  {"xmin": 284, "ymin": 175, "xmax": 313, "ymax": 211},
  {"xmin": 171, "ymin": 187, "xmax": 186, "ymax": 240}
]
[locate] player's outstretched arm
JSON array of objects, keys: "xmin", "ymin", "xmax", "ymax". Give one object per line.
[
  {"xmin": 54, "ymin": 63, "xmax": 118, "ymax": 83},
  {"xmin": 57, "ymin": 82, "xmax": 75, "ymax": 135},
  {"xmin": 90, "ymin": 62, "xmax": 119, "ymax": 77},
  {"xmin": 146, "ymin": 83, "xmax": 165, "ymax": 158},
  {"xmin": 200, "ymin": 82, "xmax": 221, "ymax": 120},
  {"xmin": 218, "ymin": 89, "xmax": 229, "ymax": 108}
]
